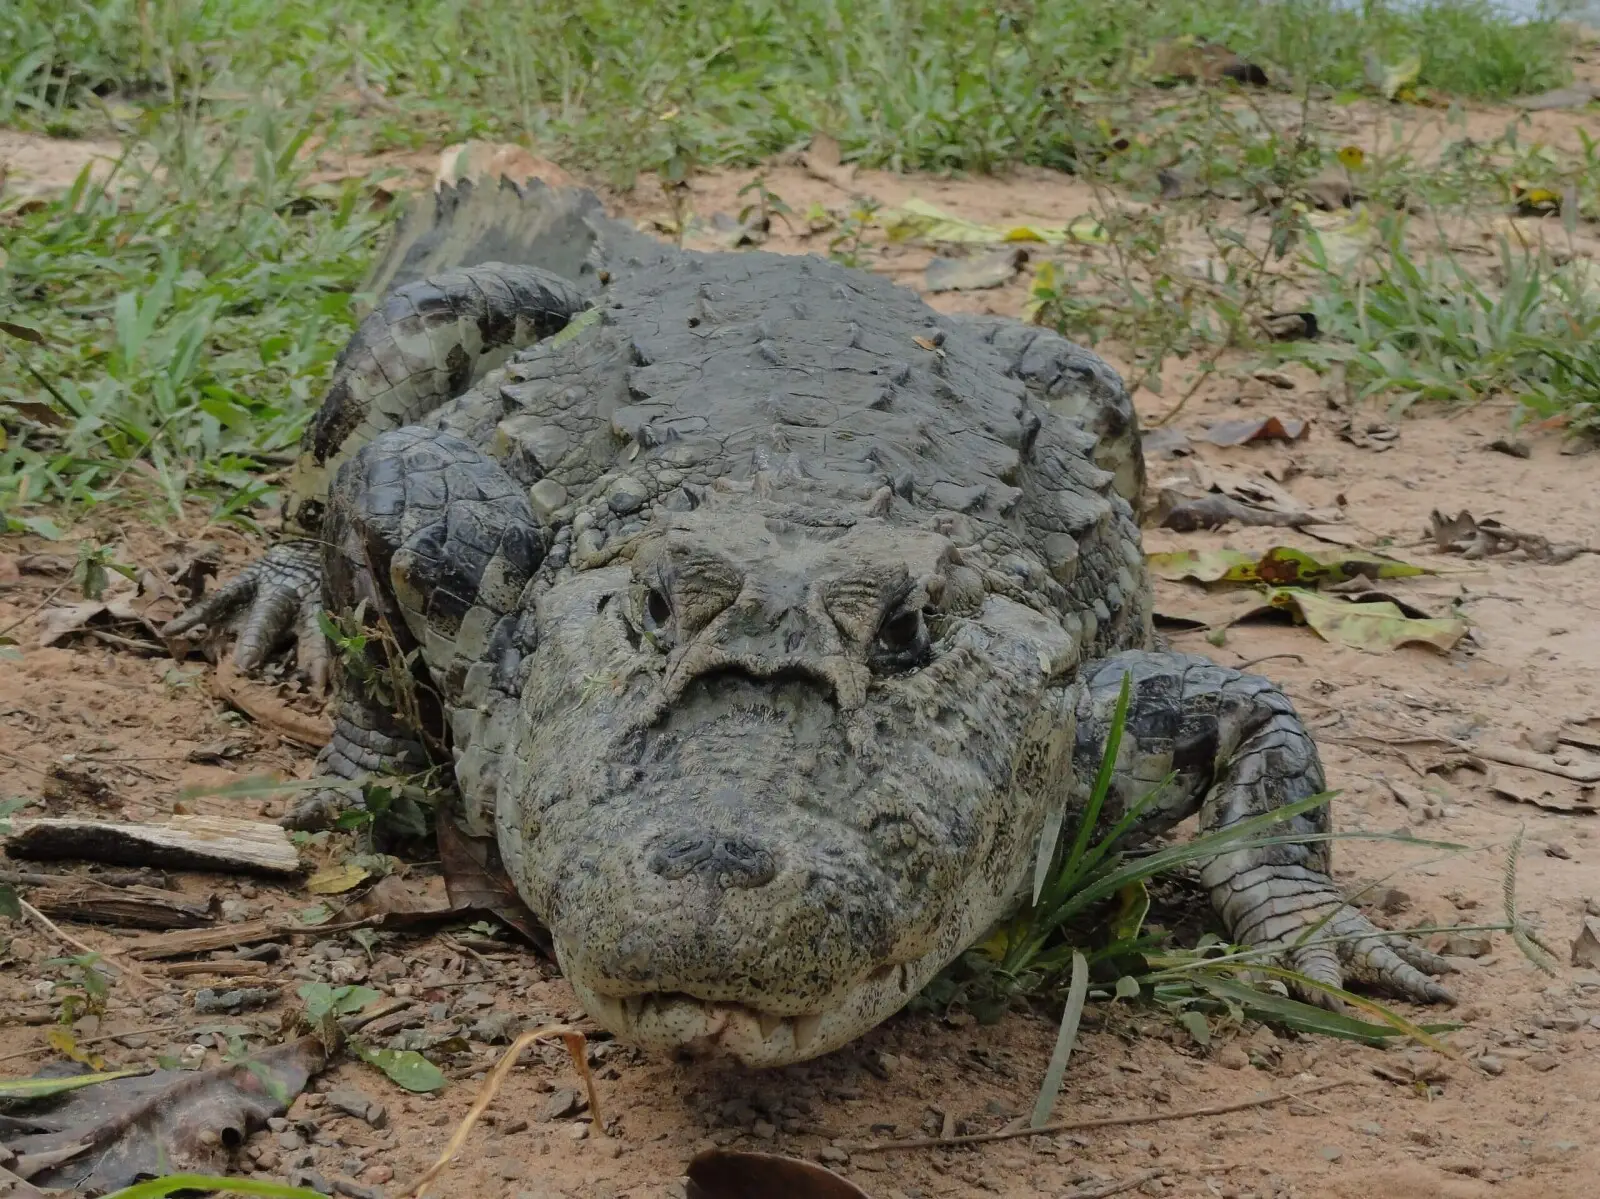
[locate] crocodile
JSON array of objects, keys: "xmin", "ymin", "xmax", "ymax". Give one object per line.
[{"xmin": 165, "ymin": 179, "xmax": 1453, "ymax": 1067}]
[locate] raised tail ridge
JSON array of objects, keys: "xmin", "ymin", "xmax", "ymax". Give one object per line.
[{"xmin": 361, "ymin": 176, "xmax": 669, "ymax": 301}]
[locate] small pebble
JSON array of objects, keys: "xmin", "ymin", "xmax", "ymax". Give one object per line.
[{"xmin": 1216, "ymin": 1046, "xmax": 1249, "ymax": 1071}]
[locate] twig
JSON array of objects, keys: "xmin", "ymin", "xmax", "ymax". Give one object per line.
[
  {"xmin": 16, "ymin": 898, "xmax": 158, "ymax": 996},
  {"xmin": 1070, "ymin": 1169, "xmax": 1171, "ymax": 1199},
  {"xmin": 404, "ymin": 1023, "xmax": 595, "ymax": 1199},
  {"xmin": 0, "ymin": 580, "xmax": 71, "ymax": 640},
  {"xmin": 1234, "ymin": 653, "xmax": 1306, "ymax": 672},
  {"xmin": 844, "ymin": 1078, "xmax": 1357, "ymax": 1152},
  {"xmin": 0, "ymin": 1020, "xmax": 184, "ymax": 1066}
]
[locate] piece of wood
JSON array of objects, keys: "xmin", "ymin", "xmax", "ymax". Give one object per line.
[
  {"xmin": 1474, "ymin": 744, "xmax": 1600, "ymax": 784},
  {"xmin": 26, "ymin": 881, "xmax": 218, "ymax": 930},
  {"xmin": 156, "ymin": 959, "xmax": 272, "ymax": 978},
  {"xmin": 6, "ymin": 814, "xmax": 303, "ymax": 876},
  {"xmin": 124, "ymin": 919, "xmax": 282, "ymax": 961}
]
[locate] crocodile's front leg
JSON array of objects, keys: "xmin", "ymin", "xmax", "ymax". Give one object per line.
[
  {"xmin": 288, "ymin": 425, "xmax": 544, "ymax": 831},
  {"xmin": 1068, "ymin": 650, "xmax": 1454, "ymax": 1006},
  {"xmin": 164, "ymin": 264, "xmax": 585, "ymax": 686}
]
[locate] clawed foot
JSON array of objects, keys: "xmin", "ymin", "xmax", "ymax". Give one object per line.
[
  {"xmin": 1247, "ymin": 893, "xmax": 1456, "ymax": 1009},
  {"xmin": 163, "ymin": 541, "xmax": 329, "ymax": 690}
]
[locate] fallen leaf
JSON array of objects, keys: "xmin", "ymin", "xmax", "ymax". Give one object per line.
[
  {"xmin": 1260, "ymin": 312, "xmax": 1318, "ymax": 341},
  {"xmin": 1365, "ymin": 51, "xmax": 1421, "ymax": 102},
  {"xmin": 436, "ymin": 816, "xmax": 551, "ymax": 953},
  {"xmin": 925, "ymin": 247, "xmax": 1028, "ymax": 292},
  {"xmin": 1147, "ymin": 545, "xmax": 1430, "ymax": 588},
  {"xmin": 1488, "ymin": 769, "xmax": 1594, "ymax": 814},
  {"xmin": 801, "ymin": 133, "xmax": 856, "ymax": 191},
  {"xmin": 1157, "ymin": 493, "xmax": 1326, "ymax": 532},
  {"xmin": 351, "ymin": 1044, "xmax": 446, "ymax": 1094},
  {"xmin": 1515, "ymin": 83, "xmax": 1600, "ymax": 111},
  {"xmin": 210, "ymin": 658, "xmax": 332, "ymax": 748},
  {"xmin": 1140, "ymin": 426, "xmax": 1192, "ymax": 458},
  {"xmin": 335, "ymin": 874, "xmax": 448, "ymax": 922},
  {"xmin": 881, "ymin": 198, "xmax": 1103, "ymax": 246},
  {"xmin": 1573, "ymin": 918, "xmax": 1600, "ymax": 969},
  {"xmin": 306, "ymin": 863, "xmax": 372, "ymax": 895},
  {"xmin": 433, "ymin": 141, "xmax": 575, "ymax": 191},
  {"xmin": 1203, "ymin": 416, "xmax": 1308, "ymax": 445},
  {"xmin": 36, "ymin": 599, "xmax": 157, "ymax": 647},
  {"xmin": 1263, "ymin": 586, "xmax": 1468, "ymax": 653},
  {"xmin": 686, "ymin": 1149, "xmax": 873, "ymax": 1199},
  {"xmin": 1139, "ymin": 37, "xmax": 1268, "ymax": 87},
  {"xmin": 1428, "ymin": 509, "xmax": 1593, "ymax": 564},
  {"xmin": 0, "ymin": 1036, "xmax": 325, "ymax": 1191}
]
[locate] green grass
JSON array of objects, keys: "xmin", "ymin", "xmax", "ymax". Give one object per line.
[{"xmin": 0, "ymin": 0, "xmax": 1590, "ymax": 535}]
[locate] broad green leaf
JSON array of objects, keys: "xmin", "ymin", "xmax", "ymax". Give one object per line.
[
  {"xmin": 0, "ymin": 1068, "xmax": 146, "ymax": 1099},
  {"xmin": 101, "ymin": 1176, "xmax": 328, "ymax": 1199},
  {"xmin": 1147, "ymin": 546, "xmax": 1429, "ymax": 588},
  {"xmin": 298, "ymin": 983, "xmax": 379, "ymax": 1021},
  {"xmin": 1264, "ymin": 587, "xmax": 1468, "ymax": 653},
  {"xmin": 352, "ymin": 1042, "xmax": 447, "ymax": 1093},
  {"xmin": 881, "ymin": 198, "xmax": 1104, "ymax": 247},
  {"xmin": 1188, "ymin": 973, "xmax": 1417, "ymax": 1046},
  {"xmin": 1114, "ymin": 974, "xmax": 1141, "ymax": 1000},
  {"xmin": 1030, "ymin": 950, "xmax": 1088, "ymax": 1127},
  {"xmin": 306, "ymin": 863, "xmax": 370, "ymax": 895},
  {"xmin": 1177, "ymin": 1008, "xmax": 1211, "ymax": 1046}
]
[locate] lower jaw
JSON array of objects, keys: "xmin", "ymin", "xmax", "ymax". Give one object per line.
[{"xmin": 564, "ymin": 956, "xmax": 933, "ymax": 1068}]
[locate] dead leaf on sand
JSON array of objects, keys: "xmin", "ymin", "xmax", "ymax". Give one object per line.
[
  {"xmin": 1157, "ymin": 493, "xmax": 1325, "ymax": 532},
  {"xmin": 210, "ymin": 658, "xmax": 332, "ymax": 748},
  {"xmin": 1573, "ymin": 918, "xmax": 1600, "ymax": 968},
  {"xmin": 0, "ymin": 1035, "xmax": 325, "ymax": 1191},
  {"xmin": 686, "ymin": 1149, "xmax": 873, "ymax": 1199},
  {"xmin": 1428, "ymin": 509, "xmax": 1594, "ymax": 564},
  {"xmin": 1147, "ymin": 545, "xmax": 1431, "ymax": 588},
  {"xmin": 1262, "ymin": 586, "xmax": 1468, "ymax": 654},
  {"xmin": 437, "ymin": 816, "xmax": 551, "ymax": 953},
  {"xmin": 1203, "ymin": 416, "xmax": 1308, "ymax": 446},
  {"xmin": 1488, "ymin": 769, "xmax": 1595, "ymax": 814},
  {"xmin": 924, "ymin": 247, "xmax": 1028, "ymax": 292}
]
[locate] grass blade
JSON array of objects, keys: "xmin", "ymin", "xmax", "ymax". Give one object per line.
[{"xmin": 1030, "ymin": 949, "xmax": 1088, "ymax": 1128}]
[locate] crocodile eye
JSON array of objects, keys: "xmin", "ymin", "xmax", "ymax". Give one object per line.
[
  {"xmin": 871, "ymin": 608, "xmax": 930, "ymax": 672},
  {"xmin": 644, "ymin": 587, "xmax": 672, "ymax": 632}
]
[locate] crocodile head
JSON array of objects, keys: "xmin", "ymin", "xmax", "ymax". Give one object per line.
[{"xmin": 496, "ymin": 498, "xmax": 1083, "ymax": 1066}]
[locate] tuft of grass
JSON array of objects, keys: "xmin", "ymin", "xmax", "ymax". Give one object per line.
[{"xmin": 0, "ymin": 103, "xmax": 389, "ymax": 532}]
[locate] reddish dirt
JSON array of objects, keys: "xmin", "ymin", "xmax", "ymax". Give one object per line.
[{"xmin": 3, "ymin": 103, "xmax": 1600, "ymax": 1199}]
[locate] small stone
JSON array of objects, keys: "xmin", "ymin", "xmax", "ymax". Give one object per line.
[
  {"xmin": 1572, "ymin": 917, "xmax": 1600, "ymax": 968},
  {"xmin": 1443, "ymin": 933, "xmax": 1493, "ymax": 958},
  {"xmin": 327, "ymin": 1087, "xmax": 387, "ymax": 1129},
  {"xmin": 286, "ymin": 1171, "xmax": 329, "ymax": 1195},
  {"xmin": 530, "ymin": 479, "xmax": 568, "ymax": 518},
  {"xmin": 362, "ymin": 1164, "xmax": 393, "ymax": 1186},
  {"xmin": 752, "ymin": 1119, "xmax": 777, "ymax": 1141},
  {"xmin": 277, "ymin": 1131, "xmax": 304, "ymax": 1151},
  {"xmin": 1216, "ymin": 1046, "xmax": 1249, "ymax": 1071},
  {"xmin": 595, "ymin": 1137, "xmax": 623, "ymax": 1159},
  {"xmin": 606, "ymin": 476, "xmax": 649, "ymax": 514},
  {"xmin": 1353, "ymin": 1122, "xmax": 1383, "ymax": 1136},
  {"xmin": 1441, "ymin": 1161, "xmax": 1483, "ymax": 1177},
  {"xmin": 219, "ymin": 898, "xmax": 254, "ymax": 923},
  {"xmin": 1379, "ymin": 888, "xmax": 1412, "ymax": 915},
  {"xmin": 568, "ymin": 1122, "xmax": 589, "ymax": 1141},
  {"xmin": 471, "ymin": 1010, "xmax": 516, "ymax": 1043},
  {"xmin": 497, "ymin": 1160, "xmax": 526, "ymax": 1181},
  {"xmin": 543, "ymin": 1088, "xmax": 583, "ymax": 1122},
  {"xmin": 331, "ymin": 1179, "xmax": 382, "ymax": 1199},
  {"xmin": 1545, "ymin": 842, "xmax": 1572, "ymax": 860},
  {"xmin": 1318, "ymin": 1147, "xmax": 1343, "ymax": 1163},
  {"xmin": 1478, "ymin": 1055, "xmax": 1504, "ymax": 1075},
  {"xmin": 817, "ymin": 1147, "xmax": 849, "ymax": 1165},
  {"xmin": 1525, "ymin": 1053, "xmax": 1560, "ymax": 1072}
]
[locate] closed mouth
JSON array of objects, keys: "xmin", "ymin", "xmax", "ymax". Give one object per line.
[{"xmin": 577, "ymin": 988, "xmax": 829, "ymax": 1064}]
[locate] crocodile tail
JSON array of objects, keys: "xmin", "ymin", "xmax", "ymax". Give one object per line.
[{"xmin": 361, "ymin": 175, "xmax": 665, "ymax": 302}]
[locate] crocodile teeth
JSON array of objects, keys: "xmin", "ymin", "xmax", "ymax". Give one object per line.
[
  {"xmin": 791, "ymin": 1013, "xmax": 822, "ymax": 1056},
  {"xmin": 621, "ymin": 995, "xmax": 646, "ymax": 1029},
  {"xmin": 756, "ymin": 1010, "xmax": 785, "ymax": 1042}
]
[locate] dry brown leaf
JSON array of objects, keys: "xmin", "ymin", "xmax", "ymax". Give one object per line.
[
  {"xmin": 1, "ymin": 1035, "xmax": 325, "ymax": 1191},
  {"xmin": 210, "ymin": 658, "xmax": 332, "ymax": 748},
  {"xmin": 1573, "ymin": 918, "xmax": 1600, "ymax": 968},
  {"xmin": 1204, "ymin": 416, "xmax": 1308, "ymax": 446},
  {"xmin": 686, "ymin": 1149, "xmax": 874, "ymax": 1199},
  {"xmin": 436, "ymin": 816, "xmax": 551, "ymax": 953}
]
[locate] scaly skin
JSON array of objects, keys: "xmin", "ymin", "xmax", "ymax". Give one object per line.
[{"xmin": 167, "ymin": 184, "xmax": 1453, "ymax": 1067}]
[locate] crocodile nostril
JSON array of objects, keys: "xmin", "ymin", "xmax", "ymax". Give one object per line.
[{"xmin": 649, "ymin": 832, "xmax": 777, "ymax": 889}]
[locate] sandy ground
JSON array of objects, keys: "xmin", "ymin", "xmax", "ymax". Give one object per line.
[{"xmin": 3, "ymin": 84, "xmax": 1600, "ymax": 1199}]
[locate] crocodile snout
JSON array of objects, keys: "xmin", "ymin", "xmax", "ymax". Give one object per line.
[{"xmin": 648, "ymin": 826, "xmax": 777, "ymax": 889}]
